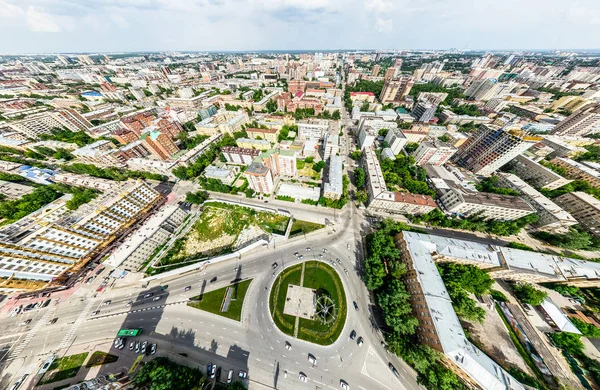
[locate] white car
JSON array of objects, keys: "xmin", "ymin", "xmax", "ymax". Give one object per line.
[
  {"xmin": 340, "ymin": 380, "xmax": 350, "ymax": 390},
  {"xmin": 285, "ymin": 341, "xmax": 291, "ymax": 350},
  {"xmin": 299, "ymin": 373, "xmax": 307, "ymax": 382},
  {"xmin": 308, "ymin": 354, "xmax": 317, "ymax": 366}
]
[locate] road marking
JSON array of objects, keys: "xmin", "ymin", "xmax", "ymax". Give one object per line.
[
  {"xmin": 219, "ymin": 336, "xmax": 224, "ymax": 339},
  {"xmin": 282, "ymin": 355, "xmax": 286, "ymax": 358},
  {"xmin": 276, "ymin": 340, "xmax": 280, "ymax": 343},
  {"xmin": 256, "ymin": 358, "xmax": 261, "ymax": 362},
  {"xmin": 269, "ymin": 363, "xmax": 274, "ymax": 367},
  {"xmin": 270, "ymin": 346, "xmax": 274, "ymax": 350},
  {"xmin": 314, "ymin": 380, "xmax": 324, "ymax": 385},
  {"xmin": 243, "ymin": 353, "xmax": 248, "ymax": 357},
  {"xmin": 222, "ymin": 327, "xmax": 226, "ymax": 330},
  {"xmin": 295, "ymin": 361, "xmax": 299, "ymax": 365}
]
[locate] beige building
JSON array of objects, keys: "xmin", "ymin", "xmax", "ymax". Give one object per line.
[
  {"xmin": 497, "ymin": 173, "xmax": 577, "ymax": 233},
  {"xmin": 439, "ymin": 189, "xmax": 534, "ymax": 221},
  {"xmin": 550, "ymin": 103, "xmax": 600, "ymax": 137},
  {"xmin": 550, "ymin": 157, "xmax": 600, "ymax": 188},
  {"xmin": 509, "ymin": 154, "xmax": 573, "ymax": 190},
  {"xmin": 554, "ymin": 192, "xmax": 600, "ymax": 237},
  {"xmin": 244, "ymin": 162, "xmax": 274, "ymax": 194},
  {"xmin": 246, "ymin": 127, "xmax": 279, "ymax": 143}
]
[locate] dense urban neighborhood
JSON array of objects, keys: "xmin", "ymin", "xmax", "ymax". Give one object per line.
[{"xmin": 1, "ymin": 46, "xmax": 600, "ymax": 390}]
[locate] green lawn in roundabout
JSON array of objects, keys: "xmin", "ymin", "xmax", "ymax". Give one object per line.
[{"xmin": 269, "ymin": 260, "xmax": 347, "ymax": 345}]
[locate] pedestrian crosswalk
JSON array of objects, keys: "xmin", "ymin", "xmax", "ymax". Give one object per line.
[
  {"xmin": 8, "ymin": 306, "xmax": 57, "ymax": 359},
  {"xmin": 54, "ymin": 299, "xmax": 95, "ymax": 352}
]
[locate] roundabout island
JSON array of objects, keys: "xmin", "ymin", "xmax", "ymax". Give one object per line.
[{"xmin": 269, "ymin": 260, "xmax": 347, "ymax": 345}]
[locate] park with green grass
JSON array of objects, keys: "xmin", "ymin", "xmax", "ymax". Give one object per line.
[
  {"xmin": 269, "ymin": 261, "xmax": 347, "ymax": 345},
  {"xmin": 188, "ymin": 279, "xmax": 253, "ymax": 321}
]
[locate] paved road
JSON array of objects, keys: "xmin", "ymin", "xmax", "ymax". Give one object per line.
[{"xmin": 0, "ymin": 206, "xmax": 421, "ymax": 390}]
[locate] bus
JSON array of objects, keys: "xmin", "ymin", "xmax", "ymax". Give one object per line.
[{"xmin": 117, "ymin": 328, "xmax": 142, "ymax": 337}]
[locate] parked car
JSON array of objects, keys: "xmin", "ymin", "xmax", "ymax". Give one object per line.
[
  {"xmin": 141, "ymin": 341, "xmax": 147, "ymax": 355},
  {"xmin": 389, "ymin": 363, "xmax": 400, "ymax": 378},
  {"xmin": 210, "ymin": 364, "xmax": 216, "ymax": 379},
  {"xmin": 357, "ymin": 337, "xmax": 364, "ymax": 347},
  {"xmin": 143, "ymin": 293, "xmax": 153, "ymax": 299},
  {"xmin": 150, "ymin": 343, "xmax": 157, "ymax": 355},
  {"xmin": 238, "ymin": 370, "xmax": 248, "ymax": 379},
  {"xmin": 227, "ymin": 369, "xmax": 234, "ymax": 384},
  {"xmin": 152, "ymin": 296, "xmax": 161, "ymax": 301},
  {"xmin": 103, "ymin": 300, "xmax": 111, "ymax": 306},
  {"xmin": 129, "ymin": 341, "xmax": 134, "ymax": 351}
]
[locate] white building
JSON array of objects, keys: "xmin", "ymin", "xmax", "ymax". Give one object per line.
[
  {"xmin": 298, "ymin": 119, "xmax": 329, "ymax": 140},
  {"xmin": 383, "ymin": 129, "xmax": 408, "ymax": 155},
  {"xmin": 413, "ymin": 140, "xmax": 457, "ymax": 166},
  {"xmin": 323, "ymin": 133, "xmax": 339, "ymax": 160},
  {"xmin": 358, "ymin": 126, "xmax": 377, "ymax": 150},
  {"xmin": 323, "ymin": 155, "xmax": 343, "ymax": 199},
  {"xmin": 277, "ymin": 183, "xmax": 320, "ymax": 202},
  {"xmin": 509, "ymin": 155, "xmax": 572, "ymax": 190}
]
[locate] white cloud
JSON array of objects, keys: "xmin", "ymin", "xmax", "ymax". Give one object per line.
[
  {"xmin": 364, "ymin": 0, "xmax": 393, "ymax": 13},
  {"xmin": 0, "ymin": 1, "xmax": 24, "ymax": 18},
  {"xmin": 110, "ymin": 14, "xmax": 129, "ymax": 28},
  {"xmin": 26, "ymin": 6, "xmax": 75, "ymax": 32},
  {"xmin": 375, "ymin": 17, "xmax": 392, "ymax": 33}
]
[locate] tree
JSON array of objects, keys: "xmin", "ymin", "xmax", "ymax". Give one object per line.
[
  {"xmin": 404, "ymin": 143, "xmax": 419, "ymax": 153},
  {"xmin": 355, "ymin": 189, "xmax": 368, "ymax": 204},
  {"xmin": 350, "ymin": 150, "xmax": 362, "ymax": 161},
  {"xmin": 266, "ymin": 99, "xmax": 277, "ymax": 113},
  {"xmin": 304, "ymin": 156, "xmax": 314, "ymax": 163},
  {"xmin": 354, "ymin": 167, "xmax": 365, "ymax": 187},
  {"xmin": 227, "ymin": 382, "xmax": 247, "ymax": 390},
  {"xmin": 331, "ymin": 110, "xmax": 341, "ymax": 120},
  {"xmin": 313, "ymin": 161, "xmax": 325, "ymax": 172},
  {"xmin": 134, "ymin": 357, "xmax": 205, "ymax": 390},
  {"xmin": 512, "ymin": 284, "xmax": 547, "ymax": 306},
  {"xmin": 571, "ymin": 317, "xmax": 600, "ymax": 338},
  {"xmin": 360, "ymin": 101, "xmax": 370, "ymax": 112},
  {"xmin": 476, "ymin": 176, "xmax": 520, "ymax": 196},
  {"xmin": 378, "ymin": 128, "xmax": 389, "ymax": 137},
  {"xmin": 185, "ymin": 191, "xmax": 209, "ymax": 204},
  {"xmin": 549, "ymin": 332, "xmax": 584, "ymax": 355}
]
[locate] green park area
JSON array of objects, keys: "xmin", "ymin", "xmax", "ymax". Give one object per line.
[
  {"xmin": 270, "ymin": 261, "xmax": 347, "ymax": 345},
  {"xmin": 188, "ymin": 279, "xmax": 253, "ymax": 321},
  {"xmin": 289, "ymin": 219, "xmax": 325, "ymax": 237},
  {"xmin": 85, "ymin": 351, "xmax": 119, "ymax": 368},
  {"xmin": 38, "ymin": 352, "xmax": 89, "ymax": 385}
]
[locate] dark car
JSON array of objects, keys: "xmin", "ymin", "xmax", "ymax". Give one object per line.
[
  {"xmin": 353, "ymin": 301, "xmax": 359, "ymax": 311},
  {"xmin": 389, "ymin": 363, "xmax": 400, "ymax": 378},
  {"xmin": 210, "ymin": 277, "xmax": 217, "ymax": 283},
  {"xmin": 350, "ymin": 330, "xmax": 356, "ymax": 340},
  {"xmin": 184, "ymin": 286, "xmax": 191, "ymax": 292}
]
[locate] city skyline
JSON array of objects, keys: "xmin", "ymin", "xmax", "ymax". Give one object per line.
[{"xmin": 1, "ymin": 0, "xmax": 600, "ymax": 53}]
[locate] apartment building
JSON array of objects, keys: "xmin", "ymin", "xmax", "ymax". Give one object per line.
[
  {"xmin": 509, "ymin": 155, "xmax": 572, "ymax": 190},
  {"xmin": 204, "ymin": 164, "xmax": 239, "ymax": 186},
  {"xmin": 383, "ymin": 128, "xmax": 408, "ymax": 155},
  {"xmin": 358, "ymin": 126, "xmax": 377, "ymax": 150},
  {"xmin": 438, "ymin": 109, "xmax": 492, "ymax": 125},
  {"xmin": 246, "ymin": 127, "xmax": 279, "ymax": 143},
  {"xmin": 244, "ymin": 162, "xmax": 274, "ymax": 194},
  {"xmin": 379, "ymin": 77, "xmax": 414, "ymax": 103},
  {"xmin": 322, "ymin": 133, "xmax": 339, "ymax": 160},
  {"xmin": 412, "ymin": 100, "xmax": 437, "ymax": 123},
  {"xmin": 141, "ymin": 130, "xmax": 179, "ymax": 160},
  {"xmin": 541, "ymin": 135, "xmax": 587, "ymax": 159},
  {"xmin": 396, "ymin": 231, "xmax": 527, "ymax": 390},
  {"xmin": 259, "ymin": 149, "xmax": 297, "ymax": 177},
  {"xmin": 177, "ymin": 133, "xmax": 222, "ymax": 167},
  {"xmin": 439, "ymin": 188, "xmax": 534, "ymax": 221},
  {"xmin": 497, "ymin": 173, "xmax": 577, "ymax": 233},
  {"xmin": 363, "ymin": 147, "xmax": 437, "ymax": 215},
  {"xmin": 236, "ymin": 137, "xmax": 271, "ymax": 150},
  {"xmin": 298, "ymin": 119, "xmax": 329, "ymax": 140},
  {"xmin": 50, "ymin": 173, "xmax": 115, "ymax": 191},
  {"xmin": 323, "ymin": 155, "xmax": 343, "ymax": 200},
  {"xmin": 452, "ymin": 125, "xmax": 535, "ymax": 176},
  {"xmin": 413, "ymin": 140, "xmax": 457, "ymax": 166},
  {"xmin": 221, "ymin": 146, "xmax": 260, "ymax": 165},
  {"xmin": 358, "ymin": 116, "xmax": 398, "ymax": 134},
  {"xmin": 72, "ymin": 140, "xmax": 123, "ymax": 167},
  {"xmin": 550, "ymin": 103, "xmax": 600, "ymax": 137},
  {"xmin": 0, "ymin": 181, "xmax": 162, "ymax": 284},
  {"xmin": 554, "ymin": 192, "xmax": 600, "ymax": 237},
  {"xmin": 7, "ymin": 110, "xmax": 89, "ymax": 139},
  {"xmin": 550, "ymin": 158, "xmax": 600, "ymax": 188},
  {"xmin": 105, "ymin": 204, "xmax": 187, "ymax": 271}
]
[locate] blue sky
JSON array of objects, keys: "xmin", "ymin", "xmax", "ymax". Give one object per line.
[{"xmin": 0, "ymin": 0, "xmax": 600, "ymax": 53}]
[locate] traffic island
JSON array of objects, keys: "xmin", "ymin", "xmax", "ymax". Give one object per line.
[
  {"xmin": 269, "ymin": 261, "xmax": 347, "ymax": 345},
  {"xmin": 188, "ymin": 279, "xmax": 253, "ymax": 321}
]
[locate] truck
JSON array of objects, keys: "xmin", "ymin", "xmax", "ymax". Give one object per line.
[{"xmin": 117, "ymin": 329, "xmax": 142, "ymax": 337}]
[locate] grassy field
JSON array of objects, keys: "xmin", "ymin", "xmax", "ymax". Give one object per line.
[
  {"xmin": 270, "ymin": 264, "xmax": 303, "ymax": 336},
  {"xmin": 289, "ymin": 220, "xmax": 325, "ymax": 236},
  {"xmin": 38, "ymin": 352, "xmax": 89, "ymax": 385},
  {"xmin": 162, "ymin": 202, "xmax": 290, "ymax": 265},
  {"xmin": 188, "ymin": 279, "xmax": 253, "ymax": 321},
  {"xmin": 270, "ymin": 261, "xmax": 346, "ymax": 345},
  {"xmin": 85, "ymin": 351, "xmax": 119, "ymax": 368}
]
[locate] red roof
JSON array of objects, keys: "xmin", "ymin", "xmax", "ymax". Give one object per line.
[
  {"xmin": 350, "ymin": 91, "xmax": 374, "ymax": 96},
  {"xmin": 294, "ymin": 91, "xmax": 304, "ymax": 98}
]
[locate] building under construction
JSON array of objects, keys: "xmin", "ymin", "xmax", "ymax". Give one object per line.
[{"xmin": 0, "ymin": 180, "xmax": 162, "ymax": 291}]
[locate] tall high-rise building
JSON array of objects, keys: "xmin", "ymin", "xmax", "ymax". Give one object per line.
[
  {"xmin": 371, "ymin": 64, "xmax": 381, "ymax": 77},
  {"xmin": 384, "ymin": 67, "xmax": 396, "ymax": 81},
  {"xmin": 379, "ymin": 77, "xmax": 414, "ymax": 103},
  {"xmin": 549, "ymin": 104, "xmax": 600, "ymax": 137},
  {"xmin": 464, "ymin": 78, "xmax": 497, "ymax": 101},
  {"xmin": 452, "ymin": 125, "xmax": 535, "ymax": 176},
  {"xmin": 412, "ymin": 101, "xmax": 437, "ymax": 123}
]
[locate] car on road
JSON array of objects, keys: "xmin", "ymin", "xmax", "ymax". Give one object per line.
[
  {"xmin": 48, "ymin": 318, "xmax": 58, "ymax": 325},
  {"xmin": 340, "ymin": 380, "xmax": 350, "ymax": 390},
  {"xmin": 285, "ymin": 341, "xmax": 291, "ymax": 350},
  {"xmin": 305, "ymin": 247, "xmax": 311, "ymax": 251},
  {"xmin": 184, "ymin": 286, "xmax": 192, "ymax": 292},
  {"xmin": 207, "ymin": 364, "xmax": 212, "ymax": 375},
  {"xmin": 141, "ymin": 341, "xmax": 147, "ymax": 354},
  {"xmin": 152, "ymin": 296, "xmax": 161, "ymax": 301},
  {"xmin": 308, "ymin": 354, "xmax": 317, "ymax": 365},
  {"xmin": 347, "ymin": 243, "xmax": 350, "ymax": 249},
  {"xmin": 210, "ymin": 277, "xmax": 218, "ymax": 283},
  {"xmin": 389, "ymin": 363, "xmax": 400, "ymax": 378},
  {"xmin": 86, "ymin": 276, "xmax": 95, "ymax": 284},
  {"xmin": 103, "ymin": 300, "xmax": 111, "ymax": 306},
  {"xmin": 210, "ymin": 364, "xmax": 216, "ymax": 379},
  {"xmin": 331, "ymin": 260, "xmax": 336, "ymax": 267},
  {"xmin": 91, "ymin": 310, "xmax": 100, "ymax": 315},
  {"xmin": 227, "ymin": 369, "xmax": 233, "ymax": 384},
  {"xmin": 143, "ymin": 293, "xmax": 153, "ymax": 299},
  {"xmin": 357, "ymin": 337, "xmax": 363, "ymax": 347},
  {"xmin": 298, "ymin": 255, "xmax": 304, "ymax": 259},
  {"xmin": 318, "ymin": 254, "xmax": 323, "ymax": 259},
  {"xmin": 150, "ymin": 343, "xmax": 157, "ymax": 355},
  {"xmin": 293, "ymin": 252, "xmax": 299, "ymax": 257},
  {"xmin": 336, "ymin": 258, "xmax": 341, "ymax": 264},
  {"xmin": 238, "ymin": 370, "xmax": 247, "ymax": 379},
  {"xmin": 353, "ymin": 301, "xmax": 359, "ymax": 311},
  {"xmin": 322, "ymin": 248, "xmax": 328, "ymax": 253},
  {"xmin": 350, "ymin": 330, "xmax": 356, "ymax": 340},
  {"xmin": 344, "ymin": 269, "xmax": 349, "ymax": 276},
  {"xmin": 20, "ymin": 319, "xmax": 31, "ymax": 326},
  {"xmin": 299, "ymin": 373, "xmax": 307, "ymax": 382},
  {"xmin": 272, "ymin": 262, "xmax": 278, "ymax": 269}
]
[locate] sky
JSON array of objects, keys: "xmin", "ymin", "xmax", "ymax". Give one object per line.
[{"xmin": 1, "ymin": 0, "xmax": 600, "ymax": 53}]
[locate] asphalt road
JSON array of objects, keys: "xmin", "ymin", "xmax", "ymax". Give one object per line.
[{"xmin": 0, "ymin": 203, "xmax": 421, "ymax": 390}]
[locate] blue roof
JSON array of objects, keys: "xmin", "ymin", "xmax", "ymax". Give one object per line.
[{"xmin": 82, "ymin": 91, "xmax": 102, "ymax": 97}]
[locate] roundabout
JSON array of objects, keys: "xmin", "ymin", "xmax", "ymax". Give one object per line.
[{"xmin": 269, "ymin": 260, "xmax": 347, "ymax": 345}]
